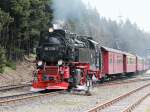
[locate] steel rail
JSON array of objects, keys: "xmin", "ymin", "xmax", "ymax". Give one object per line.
[
  {"xmin": 122, "ymin": 93, "xmax": 150, "ymax": 112},
  {"xmin": 87, "ymin": 83, "xmax": 150, "ymax": 112},
  {"xmin": 99, "ymin": 78, "xmax": 150, "ymax": 87},
  {"xmin": 0, "ymin": 91, "xmax": 64, "ymax": 105},
  {"xmin": 0, "ymin": 84, "xmax": 31, "ymax": 91}
]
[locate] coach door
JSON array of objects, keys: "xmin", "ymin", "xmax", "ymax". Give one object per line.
[{"xmin": 109, "ymin": 52, "xmax": 114, "ymax": 74}]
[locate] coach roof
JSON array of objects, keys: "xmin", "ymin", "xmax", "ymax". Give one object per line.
[
  {"xmin": 101, "ymin": 46, "xmax": 125, "ymax": 54},
  {"xmin": 101, "ymin": 46, "xmax": 136, "ymax": 57}
]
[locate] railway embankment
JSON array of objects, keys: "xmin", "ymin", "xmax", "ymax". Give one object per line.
[{"xmin": 0, "ymin": 62, "xmax": 33, "ymax": 86}]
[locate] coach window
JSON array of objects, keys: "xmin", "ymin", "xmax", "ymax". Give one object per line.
[
  {"xmin": 109, "ymin": 54, "xmax": 113, "ymax": 64},
  {"xmin": 117, "ymin": 56, "xmax": 122, "ymax": 64},
  {"xmin": 109, "ymin": 58, "xmax": 112, "ymax": 64},
  {"xmin": 117, "ymin": 56, "xmax": 119, "ymax": 64},
  {"xmin": 128, "ymin": 58, "xmax": 131, "ymax": 64},
  {"xmin": 131, "ymin": 58, "xmax": 134, "ymax": 64},
  {"xmin": 128, "ymin": 58, "xmax": 130, "ymax": 64},
  {"xmin": 130, "ymin": 58, "xmax": 133, "ymax": 64},
  {"xmin": 130, "ymin": 58, "xmax": 132, "ymax": 64},
  {"xmin": 119, "ymin": 58, "xmax": 122, "ymax": 64}
]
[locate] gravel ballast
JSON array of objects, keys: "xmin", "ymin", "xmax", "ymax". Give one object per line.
[
  {"xmin": 1, "ymin": 77, "xmax": 150, "ymax": 112},
  {"xmin": 132, "ymin": 96, "xmax": 150, "ymax": 112}
]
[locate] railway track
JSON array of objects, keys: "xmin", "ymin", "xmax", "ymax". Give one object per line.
[
  {"xmin": 99, "ymin": 78, "xmax": 150, "ymax": 87},
  {"xmin": 0, "ymin": 76, "xmax": 147, "ymax": 92},
  {"xmin": 0, "ymin": 90, "xmax": 64, "ymax": 105},
  {"xmin": 0, "ymin": 83, "xmax": 31, "ymax": 92},
  {"xmin": 0, "ymin": 76, "xmax": 149, "ymax": 106},
  {"xmin": 122, "ymin": 93, "xmax": 150, "ymax": 112},
  {"xmin": 87, "ymin": 82, "xmax": 150, "ymax": 112},
  {"xmin": 0, "ymin": 92, "xmax": 36, "ymax": 103},
  {"xmin": 1, "ymin": 77, "xmax": 148, "ymax": 92}
]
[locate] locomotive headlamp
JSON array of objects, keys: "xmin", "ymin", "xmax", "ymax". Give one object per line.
[
  {"xmin": 49, "ymin": 28, "xmax": 54, "ymax": 32},
  {"xmin": 58, "ymin": 60, "xmax": 63, "ymax": 66},
  {"xmin": 37, "ymin": 61, "xmax": 43, "ymax": 66}
]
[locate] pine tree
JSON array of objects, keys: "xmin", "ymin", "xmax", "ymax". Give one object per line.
[
  {"xmin": 0, "ymin": 0, "xmax": 53, "ymax": 60},
  {"xmin": 0, "ymin": 47, "xmax": 6, "ymax": 73}
]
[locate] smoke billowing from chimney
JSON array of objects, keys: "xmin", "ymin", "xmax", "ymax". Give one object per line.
[
  {"xmin": 52, "ymin": 0, "xmax": 84, "ymax": 21},
  {"xmin": 51, "ymin": 0, "xmax": 150, "ymax": 56},
  {"xmin": 52, "ymin": 0, "xmax": 88, "ymax": 29}
]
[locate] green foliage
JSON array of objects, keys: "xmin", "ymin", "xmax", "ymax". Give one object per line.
[
  {"xmin": 0, "ymin": 8, "xmax": 13, "ymax": 31},
  {"xmin": 0, "ymin": 0, "xmax": 52, "ymax": 61},
  {"xmin": 0, "ymin": 0, "xmax": 52, "ymax": 74},
  {"xmin": 5, "ymin": 60, "xmax": 16, "ymax": 70},
  {"xmin": 0, "ymin": 47, "xmax": 6, "ymax": 73}
]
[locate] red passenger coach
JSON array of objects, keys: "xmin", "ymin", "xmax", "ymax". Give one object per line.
[
  {"xmin": 124, "ymin": 53, "xmax": 136, "ymax": 73},
  {"xmin": 101, "ymin": 47, "xmax": 124, "ymax": 75},
  {"xmin": 136, "ymin": 56, "xmax": 144, "ymax": 72},
  {"xmin": 143, "ymin": 59, "xmax": 148, "ymax": 71}
]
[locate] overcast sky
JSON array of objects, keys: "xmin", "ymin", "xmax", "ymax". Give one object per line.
[{"xmin": 84, "ymin": 0, "xmax": 150, "ymax": 32}]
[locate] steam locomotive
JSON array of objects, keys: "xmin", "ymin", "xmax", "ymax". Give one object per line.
[
  {"xmin": 31, "ymin": 28, "xmax": 101, "ymax": 93},
  {"xmin": 31, "ymin": 28, "xmax": 149, "ymax": 93}
]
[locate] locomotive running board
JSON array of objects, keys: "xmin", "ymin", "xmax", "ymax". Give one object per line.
[
  {"xmin": 30, "ymin": 87, "xmax": 45, "ymax": 92},
  {"xmin": 46, "ymin": 82, "xmax": 69, "ymax": 90}
]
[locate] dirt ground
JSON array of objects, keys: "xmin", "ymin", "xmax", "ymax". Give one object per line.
[{"xmin": 0, "ymin": 61, "xmax": 35, "ymax": 86}]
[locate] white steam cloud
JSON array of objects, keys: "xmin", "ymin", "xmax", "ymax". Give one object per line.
[{"xmin": 52, "ymin": 0, "xmax": 87, "ymax": 24}]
